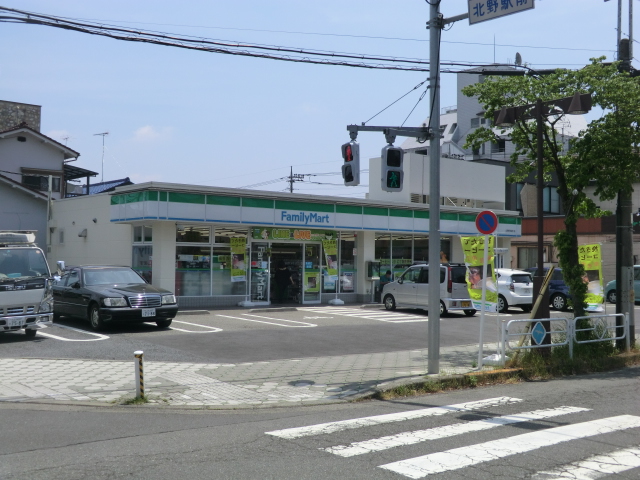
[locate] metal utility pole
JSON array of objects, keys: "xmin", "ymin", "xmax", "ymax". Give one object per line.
[
  {"xmin": 427, "ymin": 1, "xmax": 442, "ymax": 375},
  {"xmin": 93, "ymin": 132, "xmax": 109, "ymax": 183},
  {"xmin": 287, "ymin": 167, "xmax": 305, "ymax": 193}
]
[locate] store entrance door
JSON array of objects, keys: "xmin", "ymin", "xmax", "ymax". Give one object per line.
[
  {"xmin": 269, "ymin": 242, "xmax": 322, "ymax": 304},
  {"xmin": 270, "ymin": 243, "xmax": 302, "ymax": 304}
]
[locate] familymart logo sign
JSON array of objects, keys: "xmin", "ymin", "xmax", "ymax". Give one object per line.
[{"xmin": 278, "ymin": 210, "xmax": 333, "ymax": 226}]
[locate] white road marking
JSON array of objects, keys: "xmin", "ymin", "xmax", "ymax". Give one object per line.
[
  {"xmin": 300, "ymin": 307, "xmax": 427, "ymax": 323},
  {"xmin": 265, "ymin": 396, "xmax": 522, "ymax": 439},
  {"xmin": 379, "ymin": 415, "xmax": 640, "ymax": 478},
  {"xmin": 323, "ymin": 406, "xmax": 589, "ymax": 457},
  {"xmin": 169, "ymin": 320, "xmax": 223, "ymax": 333},
  {"xmin": 532, "ymin": 445, "xmax": 640, "ymax": 479},
  {"xmin": 37, "ymin": 324, "xmax": 109, "ymax": 341},
  {"xmin": 216, "ymin": 314, "xmax": 316, "ymax": 327}
]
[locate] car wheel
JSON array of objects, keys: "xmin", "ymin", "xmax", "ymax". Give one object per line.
[
  {"xmin": 24, "ymin": 328, "xmax": 37, "ymax": 338},
  {"xmin": 551, "ymin": 293, "xmax": 567, "ymax": 311},
  {"xmin": 89, "ymin": 304, "xmax": 105, "ymax": 331},
  {"xmin": 156, "ymin": 319, "xmax": 172, "ymax": 328},
  {"xmin": 439, "ymin": 301, "xmax": 448, "ymax": 317},
  {"xmin": 607, "ymin": 290, "xmax": 616, "ymax": 304},
  {"xmin": 498, "ymin": 295, "xmax": 508, "ymax": 313},
  {"xmin": 521, "ymin": 305, "xmax": 532, "ymax": 313},
  {"xmin": 384, "ymin": 295, "xmax": 396, "ymax": 311},
  {"xmin": 464, "ymin": 309, "xmax": 476, "ymax": 317}
]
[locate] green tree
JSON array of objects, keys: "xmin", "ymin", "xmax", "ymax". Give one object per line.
[{"xmin": 462, "ymin": 58, "xmax": 640, "ymax": 317}]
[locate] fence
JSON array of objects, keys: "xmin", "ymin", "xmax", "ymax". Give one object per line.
[{"xmin": 499, "ymin": 314, "xmax": 629, "ymax": 364}]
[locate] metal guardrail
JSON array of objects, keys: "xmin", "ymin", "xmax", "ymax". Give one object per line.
[
  {"xmin": 499, "ymin": 313, "xmax": 629, "ymax": 364},
  {"xmin": 571, "ymin": 314, "xmax": 629, "ymax": 358}
]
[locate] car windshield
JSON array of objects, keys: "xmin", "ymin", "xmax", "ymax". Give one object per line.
[
  {"xmin": 83, "ymin": 268, "xmax": 145, "ymax": 286},
  {"xmin": 0, "ymin": 248, "xmax": 49, "ymax": 279}
]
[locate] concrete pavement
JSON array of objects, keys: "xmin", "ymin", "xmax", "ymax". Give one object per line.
[{"xmin": 0, "ymin": 307, "xmax": 492, "ymax": 408}]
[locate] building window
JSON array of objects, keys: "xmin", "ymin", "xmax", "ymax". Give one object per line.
[
  {"xmin": 133, "ymin": 225, "xmax": 152, "ymax": 243},
  {"xmin": 470, "ymin": 117, "xmax": 480, "ymax": 128},
  {"xmin": 491, "ymin": 139, "xmax": 506, "ymax": 153},
  {"xmin": 518, "ymin": 247, "xmax": 537, "ymax": 270},
  {"xmin": 59, "ymin": 229, "xmax": 64, "ymax": 244},
  {"xmin": 543, "ymin": 186, "xmax": 560, "ymax": 214},
  {"xmin": 22, "ymin": 175, "xmax": 60, "ymax": 192},
  {"xmin": 176, "ymin": 225, "xmax": 210, "ymax": 243}
]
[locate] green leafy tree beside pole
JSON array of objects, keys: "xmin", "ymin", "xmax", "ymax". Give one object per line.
[{"xmin": 462, "ymin": 59, "xmax": 640, "ymax": 317}]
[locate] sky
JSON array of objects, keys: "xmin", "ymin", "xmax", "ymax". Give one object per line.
[{"xmin": 1, "ymin": 0, "xmax": 633, "ymax": 199}]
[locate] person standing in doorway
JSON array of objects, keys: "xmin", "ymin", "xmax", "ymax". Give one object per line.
[
  {"xmin": 274, "ymin": 260, "xmax": 294, "ymax": 304},
  {"xmin": 378, "ymin": 270, "xmax": 392, "ymax": 302}
]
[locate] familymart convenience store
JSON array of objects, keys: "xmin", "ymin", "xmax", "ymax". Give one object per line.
[{"xmin": 102, "ymin": 183, "xmax": 522, "ymax": 308}]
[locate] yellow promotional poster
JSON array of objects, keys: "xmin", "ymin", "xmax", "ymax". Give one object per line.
[
  {"xmin": 579, "ymin": 243, "xmax": 604, "ymax": 310},
  {"xmin": 305, "ymin": 271, "xmax": 320, "ymax": 293},
  {"xmin": 461, "ymin": 236, "xmax": 498, "ymax": 312},
  {"xmin": 230, "ymin": 237, "xmax": 247, "ymax": 282}
]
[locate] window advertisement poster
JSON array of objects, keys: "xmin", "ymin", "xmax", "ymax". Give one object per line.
[
  {"xmin": 230, "ymin": 237, "xmax": 247, "ymax": 283},
  {"xmin": 305, "ymin": 271, "xmax": 320, "ymax": 293},
  {"xmin": 461, "ymin": 236, "xmax": 498, "ymax": 312},
  {"xmin": 579, "ymin": 243, "xmax": 604, "ymax": 311},
  {"xmin": 322, "ymin": 239, "xmax": 339, "ymax": 290}
]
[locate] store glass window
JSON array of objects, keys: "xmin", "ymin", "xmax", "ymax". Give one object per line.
[
  {"xmin": 339, "ymin": 233, "xmax": 356, "ymax": 293},
  {"xmin": 391, "ymin": 236, "xmax": 412, "ymax": 277},
  {"xmin": 414, "ymin": 237, "xmax": 429, "ymax": 263},
  {"xmin": 175, "ymin": 245, "xmax": 211, "ymax": 296},
  {"xmin": 212, "ymin": 227, "xmax": 248, "ymax": 296},
  {"xmin": 176, "ymin": 225, "xmax": 210, "ymax": 243},
  {"xmin": 375, "ymin": 234, "xmax": 392, "ymax": 275},
  {"xmin": 132, "ymin": 225, "xmax": 152, "ymax": 282}
]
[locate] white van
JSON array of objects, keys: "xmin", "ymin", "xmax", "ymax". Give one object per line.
[{"xmin": 381, "ymin": 263, "xmax": 475, "ymax": 316}]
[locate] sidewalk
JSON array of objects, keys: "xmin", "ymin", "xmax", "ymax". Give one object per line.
[{"xmin": 0, "ymin": 343, "xmax": 488, "ymax": 408}]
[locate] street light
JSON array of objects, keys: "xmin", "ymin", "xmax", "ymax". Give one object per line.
[{"xmin": 494, "ymin": 93, "xmax": 593, "ymax": 325}]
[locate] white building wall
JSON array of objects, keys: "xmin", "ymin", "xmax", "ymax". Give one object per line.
[
  {"xmin": 50, "ymin": 194, "xmax": 132, "ymax": 270},
  {"xmin": 149, "ymin": 221, "xmax": 177, "ymax": 292},
  {"xmin": 368, "ymin": 154, "xmax": 505, "ymax": 206},
  {"xmin": 0, "ymin": 134, "xmax": 66, "ymax": 200},
  {"xmin": 355, "ymin": 230, "xmax": 376, "ymax": 299},
  {"xmin": 0, "ymin": 187, "xmax": 47, "ymax": 248}
]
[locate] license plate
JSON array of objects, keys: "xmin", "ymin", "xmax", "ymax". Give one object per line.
[
  {"xmin": 141, "ymin": 308, "xmax": 156, "ymax": 317},
  {"xmin": 461, "ymin": 301, "xmax": 471, "ymax": 308},
  {"xmin": 8, "ymin": 318, "xmax": 23, "ymax": 327}
]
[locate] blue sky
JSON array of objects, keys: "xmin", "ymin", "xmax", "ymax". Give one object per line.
[{"xmin": 1, "ymin": 0, "xmax": 630, "ymax": 198}]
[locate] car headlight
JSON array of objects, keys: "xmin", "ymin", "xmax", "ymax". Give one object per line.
[
  {"xmin": 103, "ymin": 297, "xmax": 127, "ymax": 307},
  {"xmin": 39, "ymin": 298, "xmax": 54, "ymax": 313},
  {"xmin": 161, "ymin": 294, "xmax": 177, "ymax": 305}
]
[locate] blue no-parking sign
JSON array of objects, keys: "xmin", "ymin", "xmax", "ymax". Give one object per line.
[{"xmin": 475, "ymin": 210, "xmax": 498, "ymax": 235}]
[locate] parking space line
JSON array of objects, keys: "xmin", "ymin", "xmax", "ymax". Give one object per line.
[
  {"xmin": 216, "ymin": 314, "xmax": 317, "ymax": 327},
  {"xmin": 170, "ymin": 320, "xmax": 223, "ymax": 333},
  {"xmin": 37, "ymin": 324, "xmax": 110, "ymax": 341}
]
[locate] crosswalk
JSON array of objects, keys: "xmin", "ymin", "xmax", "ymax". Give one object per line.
[
  {"xmin": 300, "ymin": 306, "xmax": 428, "ymax": 323},
  {"xmin": 266, "ymin": 396, "xmax": 640, "ymax": 478}
]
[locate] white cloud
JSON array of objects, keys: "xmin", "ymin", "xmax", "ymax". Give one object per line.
[{"xmin": 133, "ymin": 125, "xmax": 172, "ymax": 142}]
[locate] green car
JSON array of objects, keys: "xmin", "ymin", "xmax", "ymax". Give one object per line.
[{"xmin": 604, "ymin": 266, "xmax": 640, "ymax": 303}]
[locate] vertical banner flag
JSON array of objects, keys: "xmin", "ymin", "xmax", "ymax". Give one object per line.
[
  {"xmin": 322, "ymin": 239, "xmax": 339, "ymax": 291},
  {"xmin": 461, "ymin": 236, "xmax": 498, "ymax": 312},
  {"xmin": 230, "ymin": 237, "xmax": 247, "ymax": 282},
  {"xmin": 579, "ymin": 243, "xmax": 604, "ymax": 311}
]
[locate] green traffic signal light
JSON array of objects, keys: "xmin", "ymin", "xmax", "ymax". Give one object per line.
[{"xmin": 386, "ymin": 170, "xmax": 401, "ymax": 189}]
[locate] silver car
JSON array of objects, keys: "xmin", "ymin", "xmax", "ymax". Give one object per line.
[{"xmin": 496, "ymin": 268, "xmax": 533, "ymax": 313}]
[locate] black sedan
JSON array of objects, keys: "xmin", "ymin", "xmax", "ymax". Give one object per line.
[{"xmin": 52, "ymin": 265, "xmax": 179, "ymax": 331}]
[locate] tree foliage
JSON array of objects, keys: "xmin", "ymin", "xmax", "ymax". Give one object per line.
[{"xmin": 461, "ymin": 58, "xmax": 640, "ymax": 316}]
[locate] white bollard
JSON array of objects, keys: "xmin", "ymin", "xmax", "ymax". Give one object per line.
[{"xmin": 134, "ymin": 350, "xmax": 144, "ymax": 398}]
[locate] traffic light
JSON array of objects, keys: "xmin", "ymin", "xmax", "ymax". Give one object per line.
[
  {"xmin": 341, "ymin": 140, "xmax": 360, "ymax": 186},
  {"xmin": 381, "ymin": 144, "xmax": 404, "ymax": 192}
]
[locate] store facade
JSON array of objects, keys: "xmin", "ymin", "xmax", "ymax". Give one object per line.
[{"xmin": 51, "ymin": 182, "xmax": 522, "ymax": 308}]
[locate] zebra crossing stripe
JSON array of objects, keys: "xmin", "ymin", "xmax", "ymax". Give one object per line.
[
  {"xmin": 265, "ymin": 396, "xmax": 522, "ymax": 439},
  {"xmin": 323, "ymin": 406, "xmax": 589, "ymax": 457},
  {"xmin": 379, "ymin": 415, "xmax": 640, "ymax": 479},
  {"xmin": 532, "ymin": 445, "xmax": 640, "ymax": 479}
]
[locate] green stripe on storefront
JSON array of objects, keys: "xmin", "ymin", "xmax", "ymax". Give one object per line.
[
  {"xmin": 414, "ymin": 210, "xmax": 429, "ymax": 219},
  {"xmin": 110, "ymin": 195, "xmax": 123, "ymax": 205},
  {"xmin": 500, "ymin": 216, "xmax": 520, "ymax": 224},
  {"xmin": 159, "ymin": 191, "xmax": 168, "ymax": 201},
  {"xmin": 441, "ymin": 212, "xmax": 458, "ymax": 221},
  {"xmin": 207, "ymin": 195, "xmax": 241, "ymax": 206},
  {"xmin": 275, "ymin": 200, "xmax": 334, "ymax": 212},
  {"xmin": 145, "ymin": 191, "xmax": 158, "ymax": 201},
  {"xmin": 363, "ymin": 207, "xmax": 388, "ymax": 216},
  {"xmin": 242, "ymin": 198, "xmax": 273, "ymax": 209},
  {"xmin": 459, "ymin": 214, "xmax": 476, "ymax": 222},
  {"xmin": 389, "ymin": 209, "xmax": 413, "ymax": 218},
  {"xmin": 336, "ymin": 204, "xmax": 362, "ymax": 215},
  {"xmin": 169, "ymin": 192, "xmax": 205, "ymax": 204}
]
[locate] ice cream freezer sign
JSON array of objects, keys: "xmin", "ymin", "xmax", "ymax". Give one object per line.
[{"xmin": 468, "ymin": 0, "xmax": 534, "ymax": 25}]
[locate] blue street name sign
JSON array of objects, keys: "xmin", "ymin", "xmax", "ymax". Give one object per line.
[{"xmin": 468, "ymin": 0, "xmax": 535, "ymax": 25}]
